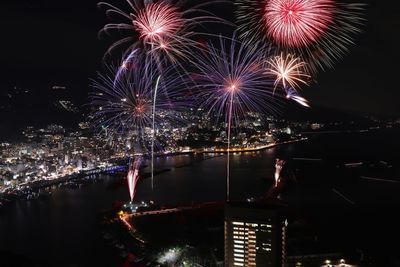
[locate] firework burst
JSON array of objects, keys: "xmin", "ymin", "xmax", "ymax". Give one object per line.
[
  {"xmin": 265, "ymin": 0, "xmax": 334, "ymax": 48},
  {"xmin": 265, "ymin": 53, "xmax": 310, "ymax": 107},
  {"xmin": 133, "ymin": 3, "xmax": 183, "ymax": 45},
  {"xmin": 266, "ymin": 53, "xmax": 309, "ymax": 92},
  {"xmin": 193, "ymin": 37, "xmax": 277, "ymax": 124},
  {"xmin": 90, "ymin": 62, "xmax": 187, "ymax": 151},
  {"xmin": 235, "ymin": 0, "xmax": 365, "ymax": 73},
  {"xmin": 192, "ymin": 35, "xmax": 278, "ymax": 200},
  {"xmin": 99, "ymin": 0, "xmax": 229, "ymax": 66}
]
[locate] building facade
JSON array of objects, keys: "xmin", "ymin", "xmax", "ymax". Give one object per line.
[{"xmin": 225, "ymin": 202, "xmax": 286, "ymax": 267}]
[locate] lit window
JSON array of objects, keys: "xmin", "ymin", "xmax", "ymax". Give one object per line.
[{"xmin": 234, "ymin": 231, "xmax": 244, "ymax": 235}]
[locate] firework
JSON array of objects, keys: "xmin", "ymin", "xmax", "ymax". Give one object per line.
[
  {"xmin": 90, "ymin": 62, "xmax": 187, "ymax": 150},
  {"xmin": 266, "ymin": 53, "xmax": 309, "ymax": 92},
  {"xmin": 127, "ymin": 156, "xmax": 142, "ymax": 201},
  {"xmin": 235, "ymin": 0, "xmax": 365, "ymax": 73},
  {"xmin": 99, "ymin": 0, "xmax": 230, "ymax": 191},
  {"xmin": 265, "ymin": 0, "xmax": 334, "ymax": 48},
  {"xmin": 133, "ymin": 3, "xmax": 183, "ymax": 44},
  {"xmin": 274, "ymin": 158, "xmax": 285, "ymax": 187},
  {"xmin": 114, "ymin": 48, "xmax": 140, "ymax": 87},
  {"xmin": 99, "ymin": 0, "xmax": 229, "ymax": 66},
  {"xmin": 193, "ymin": 36, "xmax": 278, "ymax": 124},
  {"xmin": 285, "ymin": 86, "xmax": 310, "ymax": 107},
  {"xmin": 192, "ymin": 35, "xmax": 277, "ymax": 200}
]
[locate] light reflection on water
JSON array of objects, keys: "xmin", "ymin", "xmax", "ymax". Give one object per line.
[{"xmin": 1, "ymin": 129, "xmax": 400, "ymax": 265}]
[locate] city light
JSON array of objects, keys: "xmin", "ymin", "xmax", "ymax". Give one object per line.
[{"xmin": 1, "ymin": 1, "xmax": 387, "ymax": 267}]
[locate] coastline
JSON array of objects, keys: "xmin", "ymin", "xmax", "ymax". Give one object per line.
[
  {"xmin": 0, "ymin": 137, "xmax": 306, "ymax": 206},
  {"xmin": 0, "ymin": 165, "xmax": 126, "ymax": 205},
  {"xmin": 192, "ymin": 137, "xmax": 308, "ymax": 154}
]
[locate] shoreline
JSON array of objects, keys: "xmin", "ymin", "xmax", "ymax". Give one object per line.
[
  {"xmin": 0, "ymin": 138, "xmax": 306, "ymax": 206},
  {"xmin": 0, "ymin": 165, "xmax": 126, "ymax": 205},
  {"xmin": 192, "ymin": 137, "xmax": 307, "ymax": 154}
]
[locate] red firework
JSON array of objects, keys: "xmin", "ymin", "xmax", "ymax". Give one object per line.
[
  {"xmin": 133, "ymin": 2, "xmax": 184, "ymax": 45},
  {"xmin": 127, "ymin": 157, "xmax": 142, "ymax": 201},
  {"xmin": 264, "ymin": 0, "xmax": 335, "ymax": 47}
]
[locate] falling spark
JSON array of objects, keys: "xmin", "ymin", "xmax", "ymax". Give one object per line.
[
  {"xmin": 274, "ymin": 158, "xmax": 285, "ymax": 187},
  {"xmin": 285, "ymin": 86, "xmax": 310, "ymax": 107},
  {"xmin": 127, "ymin": 157, "xmax": 142, "ymax": 201}
]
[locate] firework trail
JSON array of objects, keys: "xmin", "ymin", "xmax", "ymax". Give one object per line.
[
  {"xmin": 235, "ymin": 0, "xmax": 365, "ymax": 73},
  {"xmin": 274, "ymin": 158, "xmax": 285, "ymax": 187},
  {"xmin": 98, "ymin": 0, "xmax": 229, "ymax": 68},
  {"xmin": 285, "ymin": 86, "xmax": 310, "ymax": 107},
  {"xmin": 114, "ymin": 48, "xmax": 140, "ymax": 87},
  {"xmin": 151, "ymin": 75, "xmax": 161, "ymax": 190},
  {"xmin": 192, "ymin": 35, "xmax": 278, "ymax": 200},
  {"xmin": 127, "ymin": 156, "xmax": 142, "ymax": 201}
]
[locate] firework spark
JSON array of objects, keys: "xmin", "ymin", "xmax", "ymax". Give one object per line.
[
  {"xmin": 285, "ymin": 86, "xmax": 310, "ymax": 107},
  {"xmin": 127, "ymin": 156, "xmax": 142, "ymax": 201},
  {"xmin": 235, "ymin": 0, "xmax": 365, "ymax": 73},
  {"xmin": 90, "ymin": 63, "xmax": 186, "ymax": 150},
  {"xmin": 193, "ymin": 37, "xmax": 277, "ymax": 124},
  {"xmin": 114, "ymin": 48, "xmax": 140, "ymax": 87},
  {"xmin": 133, "ymin": 3, "xmax": 183, "ymax": 44},
  {"xmin": 99, "ymin": 0, "xmax": 229, "ymax": 66},
  {"xmin": 265, "ymin": 0, "xmax": 334, "ymax": 48},
  {"xmin": 274, "ymin": 158, "xmax": 285, "ymax": 187},
  {"xmin": 100, "ymin": 0, "xmax": 230, "ymax": 190},
  {"xmin": 266, "ymin": 53, "xmax": 309, "ymax": 92},
  {"xmin": 192, "ymin": 35, "xmax": 277, "ymax": 200}
]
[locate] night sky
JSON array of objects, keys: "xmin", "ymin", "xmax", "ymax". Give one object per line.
[{"xmin": 1, "ymin": 0, "xmax": 400, "ymax": 116}]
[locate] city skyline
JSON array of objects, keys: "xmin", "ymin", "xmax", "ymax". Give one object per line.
[{"xmin": 1, "ymin": 1, "xmax": 400, "ymax": 266}]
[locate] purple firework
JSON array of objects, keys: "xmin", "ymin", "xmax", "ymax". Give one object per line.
[
  {"xmin": 191, "ymin": 35, "xmax": 279, "ymax": 200},
  {"xmin": 285, "ymin": 86, "xmax": 310, "ymax": 107},
  {"xmin": 90, "ymin": 62, "xmax": 187, "ymax": 150}
]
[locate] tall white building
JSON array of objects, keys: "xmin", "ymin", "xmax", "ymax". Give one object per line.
[{"xmin": 225, "ymin": 202, "xmax": 286, "ymax": 267}]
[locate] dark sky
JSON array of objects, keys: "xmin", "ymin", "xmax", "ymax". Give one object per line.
[{"xmin": 1, "ymin": 0, "xmax": 400, "ymax": 116}]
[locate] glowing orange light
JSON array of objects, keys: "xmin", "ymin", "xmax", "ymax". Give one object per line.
[{"xmin": 227, "ymin": 81, "xmax": 240, "ymax": 92}]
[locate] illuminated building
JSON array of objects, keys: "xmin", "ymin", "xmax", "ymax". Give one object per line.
[{"xmin": 224, "ymin": 202, "xmax": 286, "ymax": 267}]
